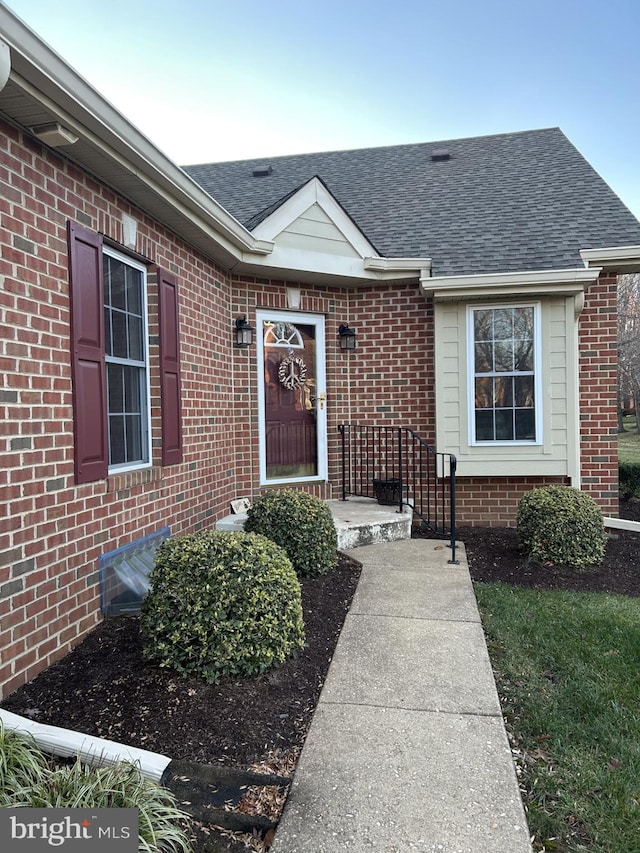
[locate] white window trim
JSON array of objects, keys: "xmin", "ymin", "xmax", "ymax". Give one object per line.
[
  {"xmin": 466, "ymin": 302, "xmax": 543, "ymax": 447},
  {"xmin": 103, "ymin": 245, "xmax": 152, "ymax": 474}
]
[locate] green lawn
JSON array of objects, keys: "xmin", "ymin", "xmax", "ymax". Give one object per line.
[
  {"xmin": 619, "ymin": 416, "xmax": 640, "ymax": 464},
  {"xmin": 475, "ymin": 583, "xmax": 640, "ymax": 852}
]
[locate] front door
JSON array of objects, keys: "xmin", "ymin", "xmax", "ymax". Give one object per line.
[{"xmin": 256, "ymin": 310, "xmax": 327, "ymax": 484}]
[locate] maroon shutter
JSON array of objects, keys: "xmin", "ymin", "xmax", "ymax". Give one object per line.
[
  {"xmin": 67, "ymin": 221, "xmax": 108, "ymax": 484},
  {"xmin": 158, "ymin": 269, "xmax": 183, "ymax": 465}
]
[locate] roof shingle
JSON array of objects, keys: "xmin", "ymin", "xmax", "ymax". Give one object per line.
[{"xmin": 184, "ymin": 128, "xmax": 640, "ymax": 278}]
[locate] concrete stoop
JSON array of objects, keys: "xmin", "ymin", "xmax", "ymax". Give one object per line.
[{"xmin": 215, "ymin": 497, "xmax": 412, "ymax": 550}]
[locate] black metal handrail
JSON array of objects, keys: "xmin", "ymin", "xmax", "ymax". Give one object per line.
[{"xmin": 338, "ymin": 424, "xmax": 458, "ymax": 563}]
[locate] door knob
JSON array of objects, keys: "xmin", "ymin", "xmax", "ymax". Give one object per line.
[{"xmin": 318, "ymin": 392, "xmax": 326, "ymax": 410}]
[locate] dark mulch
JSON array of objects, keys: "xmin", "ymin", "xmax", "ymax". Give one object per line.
[
  {"xmin": 1, "ymin": 553, "xmax": 362, "ymax": 852},
  {"xmin": 460, "ymin": 498, "xmax": 640, "ymax": 596},
  {"xmin": 2, "ymin": 501, "xmax": 638, "ymax": 851}
]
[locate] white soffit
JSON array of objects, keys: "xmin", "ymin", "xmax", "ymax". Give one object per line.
[
  {"xmin": 421, "ymin": 266, "xmax": 602, "ymax": 300},
  {"xmin": 580, "ymin": 245, "xmax": 640, "ymax": 272}
]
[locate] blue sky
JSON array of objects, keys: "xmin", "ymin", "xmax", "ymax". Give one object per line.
[{"xmin": 5, "ymin": 0, "xmax": 640, "ymax": 219}]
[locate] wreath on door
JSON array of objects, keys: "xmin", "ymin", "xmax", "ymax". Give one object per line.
[{"xmin": 278, "ymin": 354, "xmax": 308, "ymax": 390}]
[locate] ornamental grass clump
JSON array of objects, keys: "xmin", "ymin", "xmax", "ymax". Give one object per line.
[
  {"xmin": 0, "ymin": 720, "xmax": 49, "ymax": 806},
  {"xmin": 516, "ymin": 485, "xmax": 606, "ymax": 568},
  {"xmin": 140, "ymin": 530, "xmax": 305, "ymax": 684},
  {"xmin": 244, "ymin": 489, "xmax": 337, "ymax": 577}
]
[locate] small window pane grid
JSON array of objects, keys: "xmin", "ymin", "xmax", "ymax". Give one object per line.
[
  {"xmin": 103, "ymin": 250, "xmax": 150, "ymax": 469},
  {"xmin": 472, "ymin": 306, "xmax": 537, "ymax": 443}
]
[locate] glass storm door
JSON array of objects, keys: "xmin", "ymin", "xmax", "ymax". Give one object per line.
[{"xmin": 256, "ymin": 310, "xmax": 327, "ymax": 484}]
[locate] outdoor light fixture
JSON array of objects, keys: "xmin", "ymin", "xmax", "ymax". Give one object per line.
[
  {"xmin": 338, "ymin": 324, "xmax": 357, "ymax": 350},
  {"xmin": 234, "ymin": 316, "xmax": 254, "ymax": 348}
]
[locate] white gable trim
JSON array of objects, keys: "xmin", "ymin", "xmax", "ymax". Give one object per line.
[{"xmin": 251, "ymin": 177, "xmax": 379, "ymax": 259}]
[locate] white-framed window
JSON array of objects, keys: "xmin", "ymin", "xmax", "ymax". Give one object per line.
[
  {"xmin": 468, "ymin": 303, "xmax": 542, "ymax": 445},
  {"xmin": 103, "ymin": 246, "xmax": 151, "ymax": 471}
]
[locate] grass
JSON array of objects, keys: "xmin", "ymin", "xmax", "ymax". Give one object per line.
[
  {"xmin": 0, "ymin": 721, "xmax": 191, "ymax": 852},
  {"xmin": 619, "ymin": 415, "xmax": 640, "ymax": 464},
  {"xmin": 475, "ymin": 583, "xmax": 640, "ymax": 852}
]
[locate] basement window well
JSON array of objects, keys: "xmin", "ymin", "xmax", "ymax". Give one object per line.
[{"xmin": 99, "ymin": 527, "xmax": 170, "ymax": 615}]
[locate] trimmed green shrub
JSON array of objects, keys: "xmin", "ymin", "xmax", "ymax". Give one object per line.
[
  {"xmin": 140, "ymin": 530, "xmax": 305, "ymax": 684},
  {"xmin": 516, "ymin": 485, "xmax": 606, "ymax": 568},
  {"xmin": 619, "ymin": 462, "xmax": 640, "ymax": 500},
  {"xmin": 244, "ymin": 489, "xmax": 338, "ymax": 577}
]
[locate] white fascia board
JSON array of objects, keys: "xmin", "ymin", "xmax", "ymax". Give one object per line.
[
  {"xmin": 251, "ymin": 176, "xmax": 379, "ymax": 259},
  {"xmin": 239, "ymin": 244, "xmax": 422, "ymax": 282},
  {"xmin": 0, "ymin": 6, "xmax": 264, "ymax": 258},
  {"xmin": 421, "ymin": 266, "xmax": 602, "ymax": 299},
  {"xmin": 580, "ymin": 245, "xmax": 640, "ymax": 271},
  {"xmin": 364, "ymin": 257, "xmax": 432, "ymax": 275}
]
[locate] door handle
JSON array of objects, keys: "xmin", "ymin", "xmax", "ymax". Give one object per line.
[{"xmin": 318, "ymin": 392, "xmax": 326, "ymax": 410}]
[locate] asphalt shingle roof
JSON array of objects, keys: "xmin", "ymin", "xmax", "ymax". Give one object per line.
[{"xmin": 184, "ymin": 128, "xmax": 640, "ymax": 278}]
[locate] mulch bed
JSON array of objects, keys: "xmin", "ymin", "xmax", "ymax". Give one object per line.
[{"xmin": 2, "ymin": 500, "xmax": 638, "ymax": 851}]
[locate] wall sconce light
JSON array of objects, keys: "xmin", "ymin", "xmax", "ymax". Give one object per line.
[
  {"xmin": 338, "ymin": 324, "xmax": 357, "ymax": 351},
  {"xmin": 286, "ymin": 287, "xmax": 301, "ymax": 310},
  {"xmin": 234, "ymin": 316, "xmax": 255, "ymax": 348}
]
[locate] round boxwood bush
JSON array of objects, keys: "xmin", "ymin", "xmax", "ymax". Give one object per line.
[
  {"xmin": 140, "ymin": 530, "xmax": 305, "ymax": 684},
  {"xmin": 516, "ymin": 485, "xmax": 606, "ymax": 568},
  {"xmin": 244, "ymin": 489, "xmax": 337, "ymax": 577}
]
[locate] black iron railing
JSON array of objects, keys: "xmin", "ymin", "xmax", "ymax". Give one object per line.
[{"xmin": 338, "ymin": 424, "xmax": 458, "ymax": 563}]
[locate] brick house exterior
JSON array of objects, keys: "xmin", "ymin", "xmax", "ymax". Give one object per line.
[{"xmin": 1, "ymin": 7, "xmax": 640, "ymax": 698}]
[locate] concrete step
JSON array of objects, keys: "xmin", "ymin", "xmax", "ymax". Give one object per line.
[{"xmin": 215, "ymin": 497, "xmax": 412, "ymax": 550}]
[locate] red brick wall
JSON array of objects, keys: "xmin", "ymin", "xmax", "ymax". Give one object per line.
[
  {"xmin": 578, "ymin": 273, "xmax": 619, "ymax": 518},
  {"xmin": 0, "ymin": 121, "xmax": 241, "ymax": 697},
  {"xmin": 0, "ymin": 115, "xmax": 622, "ymax": 696}
]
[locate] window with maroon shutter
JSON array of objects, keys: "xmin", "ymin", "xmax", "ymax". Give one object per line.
[
  {"xmin": 67, "ymin": 221, "xmax": 109, "ymax": 484},
  {"xmin": 68, "ymin": 222, "xmax": 183, "ymax": 479},
  {"xmin": 157, "ymin": 269, "xmax": 183, "ymax": 465}
]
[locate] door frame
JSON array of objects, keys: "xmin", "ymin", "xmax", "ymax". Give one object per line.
[{"xmin": 256, "ymin": 309, "xmax": 327, "ymax": 485}]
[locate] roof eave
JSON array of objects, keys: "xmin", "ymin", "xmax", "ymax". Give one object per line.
[
  {"xmin": 420, "ymin": 266, "xmax": 603, "ymax": 300},
  {"xmin": 580, "ymin": 246, "xmax": 640, "ymax": 273}
]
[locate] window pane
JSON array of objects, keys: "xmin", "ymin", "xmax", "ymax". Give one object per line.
[
  {"xmin": 473, "ymin": 310, "xmax": 493, "ymax": 341},
  {"xmin": 475, "ymin": 410, "xmax": 494, "ymax": 441},
  {"xmin": 495, "ymin": 409, "xmax": 514, "ymax": 441},
  {"xmin": 494, "ymin": 376, "xmax": 513, "ymax": 407},
  {"xmin": 475, "ymin": 342, "xmax": 493, "ymax": 373},
  {"xmin": 125, "ymin": 415, "xmax": 142, "ymax": 460},
  {"xmin": 514, "ymin": 338, "xmax": 534, "ymax": 371},
  {"xmin": 111, "ymin": 310, "xmax": 128, "ymax": 358},
  {"xmin": 109, "ymin": 415, "xmax": 126, "ymax": 466},
  {"xmin": 107, "ymin": 364, "xmax": 124, "ymax": 413},
  {"xmin": 513, "ymin": 307, "xmax": 533, "ymax": 339},
  {"xmin": 104, "ymin": 307, "xmax": 112, "ymax": 357},
  {"xmin": 515, "ymin": 409, "xmax": 536, "ymax": 440},
  {"xmin": 514, "ymin": 376, "xmax": 535, "ymax": 407},
  {"xmin": 108, "ymin": 259, "xmax": 127, "ymax": 310},
  {"xmin": 128, "ymin": 315, "xmax": 143, "ymax": 361},
  {"xmin": 126, "ymin": 266, "xmax": 142, "ymax": 314},
  {"xmin": 493, "ymin": 308, "xmax": 513, "ymax": 340},
  {"xmin": 494, "ymin": 340, "xmax": 514, "ymax": 372},
  {"xmin": 124, "ymin": 366, "xmax": 141, "ymax": 413},
  {"xmin": 475, "ymin": 377, "xmax": 494, "ymax": 408}
]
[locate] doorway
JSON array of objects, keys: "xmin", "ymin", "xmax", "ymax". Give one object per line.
[{"xmin": 256, "ymin": 310, "xmax": 327, "ymax": 484}]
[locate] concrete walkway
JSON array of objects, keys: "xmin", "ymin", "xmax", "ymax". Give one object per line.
[{"xmin": 271, "ymin": 538, "xmax": 532, "ymax": 853}]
